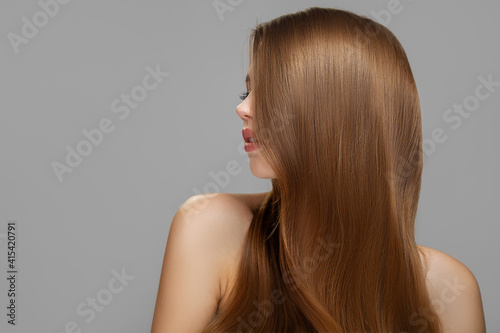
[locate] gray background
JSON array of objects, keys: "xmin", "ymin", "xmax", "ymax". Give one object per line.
[{"xmin": 0, "ymin": 0, "xmax": 498, "ymax": 332}]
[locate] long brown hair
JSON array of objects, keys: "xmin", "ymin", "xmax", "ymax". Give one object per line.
[{"xmin": 203, "ymin": 7, "xmax": 441, "ymax": 332}]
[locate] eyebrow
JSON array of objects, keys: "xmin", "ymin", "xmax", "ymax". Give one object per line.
[{"xmin": 246, "ymin": 74, "xmax": 251, "ymax": 84}]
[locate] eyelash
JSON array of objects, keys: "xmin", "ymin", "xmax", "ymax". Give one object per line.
[{"xmin": 239, "ymin": 90, "xmax": 251, "ymax": 101}]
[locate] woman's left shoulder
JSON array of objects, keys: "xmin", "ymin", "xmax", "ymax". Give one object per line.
[{"xmin": 416, "ymin": 245, "xmax": 486, "ymax": 332}]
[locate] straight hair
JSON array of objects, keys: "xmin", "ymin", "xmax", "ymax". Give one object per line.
[{"xmin": 203, "ymin": 7, "xmax": 441, "ymax": 332}]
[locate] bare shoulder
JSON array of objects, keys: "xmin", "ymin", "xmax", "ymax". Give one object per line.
[
  {"xmin": 182, "ymin": 192, "xmax": 270, "ymax": 291},
  {"xmin": 417, "ymin": 245, "xmax": 486, "ymax": 332},
  {"xmin": 178, "ymin": 192, "xmax": 261, "ymax": 259},
  {"xmin": 151, "ymin": 192, "xmax": 267, "ymax": 332},
  {"xmin": 181, "ymin": 192, "xmax": 256, "ymax": 224},
  {"xmin": 180, "ymin": 191, "xmax": 269, "ymax": 232}
]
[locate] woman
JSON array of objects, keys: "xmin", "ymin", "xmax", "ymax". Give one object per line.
[{"xmin": 151, "ymin": 7, "xmax": 486, "ymax": 332}]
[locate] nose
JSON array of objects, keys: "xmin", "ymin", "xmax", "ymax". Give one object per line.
[{"xmin": 236, "ymin": 93, "xmax": 252, "ymax": 122}]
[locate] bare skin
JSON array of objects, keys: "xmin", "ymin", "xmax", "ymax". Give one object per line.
[{"xmin": 151, "ymin": 192, "xmax": 486, "ymax": 332}]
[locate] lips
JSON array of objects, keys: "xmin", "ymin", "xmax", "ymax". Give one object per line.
[
  {"xmin": 242, "ymin": 128, "xmax": 258, "ymax": 152},
  {"xmin": 242, "ymin": 128, "xmax": 257, "ymax": 143}
]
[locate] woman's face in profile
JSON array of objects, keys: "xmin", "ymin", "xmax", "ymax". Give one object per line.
[{"xmin": 236, "ymin": 72, "xmax": 276, "ymax": 179}]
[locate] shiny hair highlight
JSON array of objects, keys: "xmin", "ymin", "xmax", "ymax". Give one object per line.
[{"xmin": 203, "ymin": 7, "xmax": 441, "ymax": 332}]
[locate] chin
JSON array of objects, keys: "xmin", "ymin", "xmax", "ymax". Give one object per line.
[{"xmin": 249, "ymin": 154, "xmax": 275, "ymax": 179}]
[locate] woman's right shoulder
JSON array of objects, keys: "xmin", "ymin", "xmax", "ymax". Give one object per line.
[
  {"xmin": 178, "ymin": 192, "xmax": 266, "ymax": 222},
  {"xmin": 152, "ymin": 193, "xmax": 263, "ymax": 331},
  {"xmin": 178, "ymin": 192, "xmax": 269, "ymax": 224},
  {"xmin": 174, "ymin": 192, "xmax": 270, "ymax": 304},
  {"xmin": 174, "ymin": 192, "xmax": 269, "ymax": 256}
]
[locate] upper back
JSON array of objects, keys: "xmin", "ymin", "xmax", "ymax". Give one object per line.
[
  {"xmin": 152, "ymin": 192, "xmax": 485, "ymax": 332},
  {"xmin": 218, "ymin": 192, "xmax": 486, "ymax": 332}
]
